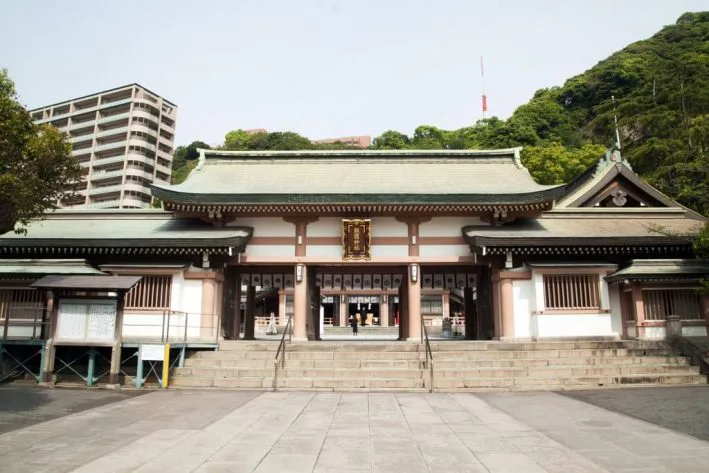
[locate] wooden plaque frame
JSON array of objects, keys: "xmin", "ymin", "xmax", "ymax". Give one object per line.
[{"xmin": 342, "ymin": 218, "xmax": 371, "ymax": 260}]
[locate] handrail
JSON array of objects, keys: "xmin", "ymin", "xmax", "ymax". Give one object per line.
[
  {"xmin": 273, "ymin": 315, "xmax": 293, "ymax": 392},
  {"xmin": 421, "ymin": 317, "xmax": 434, "ymax": 393}
]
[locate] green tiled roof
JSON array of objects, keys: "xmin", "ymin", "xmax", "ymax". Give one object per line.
[
  {"xmin": 0, "ymin": 211, "xmax": 252, "ymax": 249},
  {"xmin": 151, "ymin": 149, "xmax": 564, "ymax": 205},
  {"xmin": 463, "ymin": 216, "xmax": 703, "ymax": 246},
  {"xmin": 0, "ymin": 259, "xmax": 105, "ymax": 275},
  {"xmin": 606, "ymin": 259, "xmax": 709, "ymax": 282}
]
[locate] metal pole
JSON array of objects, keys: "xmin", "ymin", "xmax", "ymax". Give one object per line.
[
  {"xmin": 38, "ymin": 343, "xmax": 45, "ymax": 382},
  {"xmin": 135, "ymin": 346, "xmax": 144, "ymax": 388},
  {"xmin": 32, "ymin": 308, "xmax": 39, "ymax": 339},
  {"xmin": 87, "ymin": 349, "xmax": 96, "ymax": 387},
  {"xmin": 3, "ymin": 308, "xmax": 10, "ymax": 339},
  {"xmin": 179, "ymin": 346, "xmax": 186, "ymax": 368},
  {"xmin": 183, "ymin": 313, "xmax": 189, "ymax": 342}
]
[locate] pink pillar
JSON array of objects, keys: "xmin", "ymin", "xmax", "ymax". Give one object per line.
[
  {"xmin": 632, "ymin": 282, "xmax": 645, "ymax": 339},
  {"xmin": 200, "ymin": 278, "xmax": 216, "ymax": 338},
  {"xmin": 339, "ymin": 294, "xmax": 348, "ymax": 326},
  {"xmin": 293, "ymin": 265, "xmax": 308, "ymax": 341},
  {"xmin": 442, "ymin": 291, "xmax": 450, "ymax": 319},
  {"xmin": 278, "ymin": 290, "xmax": 287, "ymax": 326},
  {"xmin": 500, "ymin": 278, "xmax": 514, "ymax": 340},
  {"xmin": 406, "ymin": 264, "xmax": 422, "ymax": 340}
]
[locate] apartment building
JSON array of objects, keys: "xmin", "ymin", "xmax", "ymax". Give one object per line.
[
  {"xmin": 312, "ymin": 135, "xmax": 371, "ymax": 148},
  {"xmin": 30, "ymin": 84, "xmax": 177, "ymax": 209}
]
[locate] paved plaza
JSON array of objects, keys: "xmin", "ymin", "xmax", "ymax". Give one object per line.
[{"xmin": 0, "ymin": 388, "xmax": 708, "ymax": 472}]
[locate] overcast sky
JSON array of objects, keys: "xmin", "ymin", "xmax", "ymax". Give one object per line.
[{"xmin": 1, "ymin": 0, "xmax": 706, "ymax": 146}]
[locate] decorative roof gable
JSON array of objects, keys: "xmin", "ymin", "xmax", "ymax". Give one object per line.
[{"xmin": 556, "ymin": 148, "xmax": 682, "ymax": 210}]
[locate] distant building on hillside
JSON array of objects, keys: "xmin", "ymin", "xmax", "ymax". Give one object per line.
[
  {"xmin": 312, "ymin": 135, "xmax": 371, "ymax": 148},
  {"xmin": 246, "ymin": 128, "xmax": 267, "ymax": 135},
  {"xmin": 30, "ymin": 84, "xmax": 177, "ymax": 209}
]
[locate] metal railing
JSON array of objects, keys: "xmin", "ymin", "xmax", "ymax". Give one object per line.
[
  {"xmin": 273, "ymin": 314, "xmax": 293, "ymax": 392},
  {"xmin": 121, "ymin": 309, "xmax": 219, "ymax": 344},
  {"xmin": 421, "ymin": 316, "xmax": 434, "ymax": 393}
]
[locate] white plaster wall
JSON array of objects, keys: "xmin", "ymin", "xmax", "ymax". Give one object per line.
[
  {"xmin": 170, "ymin": 272, "xmax": 184, "ymax": 310},
  {"xmin": 245, "ymin": 245, "xmax": 295, "ymax": 257},
  {"xmin": 512, "ymin": 280, "xmax": 533, "ymax": 339},
  {"xmin": 608, "ymin": 284, "xmax": 622, "ymax": 336},
  {"xmin": 419, "ymin": 217, "xmax": 483, "ymax": 237},
  {"xmin": 6, "ymin": 326, "xmax": 41, "ymax": 338},
  {"xmin": 372, "ymin": 245, "xmax": 409, "ymax": 258},
  {"xmin": 532, "ymin": 272, "xmax": 545, "ymax": 312},
  {"xmin": 227, "ymin": 217, "xmax": 294, "ymax": 237},
  {"xmin": 307, "ymin": 245, "xmax": 342, "ymax": 258},
  {"xmin": 371, "ymin": 217, "xmax": 407, "ymax": 237},
  {"xmin": 122, "ymin": 313, "xmax": 166, "ymax": 339},
  {"xmin": 533, "ymin": 314, "xmax": 617, "ymax": 338},
  {"xmin": 644, "ymin": 326, "xmax": 666, "ymax": 339},
  {"xmin": 181, "ymin": 279, "xmax": 203, "ymax": 338},
  {"xmin": 627, "ymin": 325, "xmax": 637, "ymax": 338},
  {"xmin": 683, "ymin": 326, "xmax": 708, "ymax": 336},
  {"xmin": 419, "ymin": 244, "xmax": 470, "ymax": 258},
  {"xmin": 307, "ymin": 218, "xmax": 341, "ymax": 237}
]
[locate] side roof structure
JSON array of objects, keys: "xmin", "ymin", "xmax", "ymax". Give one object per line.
[
  {"xmin": 0, "ymin": 209, "xmax": 253, "ymax": 257},
  {"xmin": 463, "ymin": 148, "xmax": 707, "ymax": 256},
  {"xmin": 151, "ymin": 149, "xmax": 565, "ymax": 216}
]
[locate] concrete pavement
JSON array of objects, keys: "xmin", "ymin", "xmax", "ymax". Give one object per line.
[{"xmin": 0, "ymin": 388, "xmax": 708, "ymax": 472}]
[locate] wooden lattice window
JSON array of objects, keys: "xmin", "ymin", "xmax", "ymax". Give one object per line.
[
  {"xmin": 642, "ymin": 289, "xmax": 701, "ymax": 320},
  {"xmin": 543, "ymin": 274, "xmax": 600, "ymax": 310},
  {"xmin": 124, "ymin": 276, "xmax": 172, "ymax": 310},
  {"xmin": 0, "ymin": 288, "xmax": 46, "ymax": 321}
]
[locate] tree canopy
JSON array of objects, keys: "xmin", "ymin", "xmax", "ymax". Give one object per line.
[{"xmin": 0, "ymin": 70, "xmax": 83, "ymax": 235}]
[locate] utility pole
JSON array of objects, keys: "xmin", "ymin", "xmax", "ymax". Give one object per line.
[
  {"xmin": 611, "ymin": 95, "xmax": 621, "ymax": 150},
  {"xmin": 481, "ymin": 56, "xmax": 487, "ymax": 120}
]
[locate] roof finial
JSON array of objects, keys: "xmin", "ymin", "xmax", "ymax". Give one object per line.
[{"xmin": 611, "ymin": 95, "xmax": 621, "ymax": 150}]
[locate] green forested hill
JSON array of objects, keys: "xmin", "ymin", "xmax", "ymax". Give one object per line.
[{"xmin": 174, "ymin": 12, "xmax": 709, "ymax": 215}]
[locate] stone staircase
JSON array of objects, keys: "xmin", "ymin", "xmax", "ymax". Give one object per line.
[
  {"xmin": 431, "ymin": 340, "xmax": 706, "ymax": 391},
  {"xmin": 173, "ymin": 341, "xmax": 427, "ymax": 391},
  {"xmin": 170, "ymin": 339, "xmax": 707, "ymax": 392},
  {"xmin": 322, "ymin": 326, "xmax": 400, "ymax": 337}
]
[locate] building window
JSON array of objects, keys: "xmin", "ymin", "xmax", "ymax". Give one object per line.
[
  {"xmin": 124, "ymin": 275, "xmax": 172, "ymax": 310},
  {"xmin": 0, "ymin": 288, "xmax": 45, "ymax": 322},
  {"xmin": 543, "ymin": 274, "xmax": 600, "ymax": 310},
  {"xmin": 421, "ymin": 296, "xmax": 443, "ymax": 315},
  {"xmin": 642, "ymin": 289, "xmax": 701, "ymax": 320}
]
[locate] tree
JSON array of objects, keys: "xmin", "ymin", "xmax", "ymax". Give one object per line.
[
  {"xmin": 521, "ymin": 143, "xmax": 607, "ymax": 185},
  {"xmin": 223, "ymin": 129, "xmax": 251, "ymax": 150},
  {"xmin": 692, "ymin": 222, "xmax": 709, "ymax": 295},
  {"xmin": 0, "ymin": 70, "xmax": 83, "ymax": 235},
  {"xmin": 172, "ymin": 140, "xmax": 210, "ymax": 178},
  {"xmin": 370, "ymin": 130, "xmax": 411, "ymax": 149}
]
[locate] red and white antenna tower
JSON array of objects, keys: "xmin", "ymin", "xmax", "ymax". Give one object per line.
[{"xmin": 481, "ymin": 56, "xmax": 488, "ymax": 120}]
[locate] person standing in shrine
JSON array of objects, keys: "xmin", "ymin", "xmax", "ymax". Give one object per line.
[{"xmin": 350, "ymin": 315, "xmax": 358, "ymax": 336}]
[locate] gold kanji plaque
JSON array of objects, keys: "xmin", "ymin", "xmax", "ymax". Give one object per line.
[{"xmin": 342, "ymin": 219, "xmax": 371, "ymax": 260}]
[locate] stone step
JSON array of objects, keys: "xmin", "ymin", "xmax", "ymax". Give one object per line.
[
  {"xmin": 431, "ymin": 348, "xmax": 677, "ymax": 359},
  {"xmin": 193, "ymin": 351, "xmax": 425, "ymax": 362},
  {"xmin": 194, "ymin": 348, "xmax": 678, "ymax": 362},
  {"xmin": 434, "ymin": 364, "xmax": 700, "ymax": 379},
  {"xmin": 434, "ymin": 373, "xmax": 707, "ymax": 390},
  {"xmin": 431, "ymin": 356, "xmax": 691, "ymax": 368},
  {"xmin": 170, "ymin": 376, "xmax": 425, "ymax": 391},
  {"xmin": 276, "ymin": 378, "xmax": 425, "ymax": 390},
  {"xmin": 215, "ymin": 342, "xmax": 423, "ymax": 352},
  {"xmin": 174, "ymin": 367, "xmax": 423, "ymax": 379}
]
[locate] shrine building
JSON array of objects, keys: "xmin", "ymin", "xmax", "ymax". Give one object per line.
[{"xmin": 1, "ymin": 147, "xmax": 708, "ymax": 383}]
